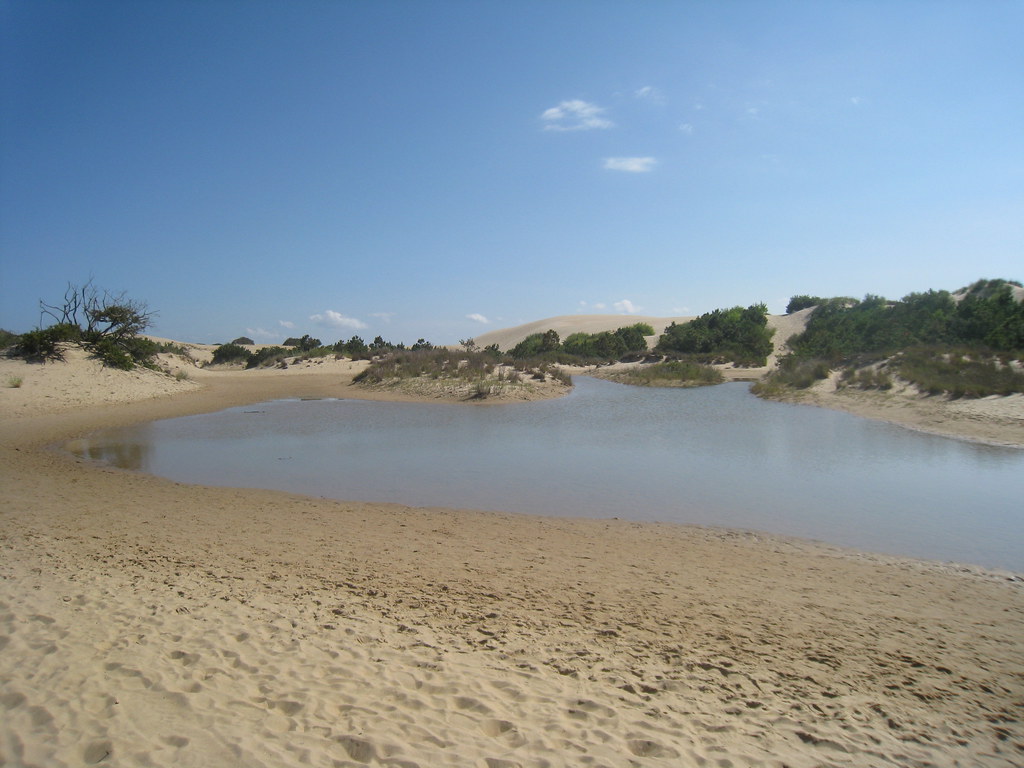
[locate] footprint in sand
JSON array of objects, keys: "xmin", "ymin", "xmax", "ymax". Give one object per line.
[
  {"xmin": 479, "ymin": 719, "xmax": 527, "ymax": 748},
  {"xmin": 626, "ymin": 738, "xmax": 680, "ymax": 759},
  {"xmin": 454, "ymin": 696, "xmax": 492, "ymax": 715},
  {"xmin": 335, "ymin": 735, "xmax": 375, "ymax": 763},
  {"xmin": 83, "ymin": 740, "xmax": 113, "ymax": 764}
]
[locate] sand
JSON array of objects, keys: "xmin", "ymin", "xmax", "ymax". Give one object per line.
[{"xmin": 2, "ymin": 350, "xmax": 1023, "ymax": 767}]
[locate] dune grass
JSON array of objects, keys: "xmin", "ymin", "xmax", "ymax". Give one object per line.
[{"xmin": 602, "ymin": 360, "xmax": 724, "ymax": 388}]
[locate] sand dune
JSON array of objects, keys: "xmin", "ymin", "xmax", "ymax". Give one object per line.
[
  {"xmin": 1, "ymin": 351, "xmax": 1022, "ymax": 766},
  {"xmin": 472, "ymin": 314, "xmax": 690, "ymax": 353}
]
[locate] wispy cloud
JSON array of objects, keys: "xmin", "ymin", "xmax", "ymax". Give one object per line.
[
  {"xmin": 246, "ymin": 327, "xmax": 278, "ymax": 342},
  {"xmin": 614, "ymin": 299, "xmax": 640, "ymax": 314},
  {"xmin": 604, "ymin": 157, "xmax": 656, "ymax": 173},
  {"xmin": 541, "ymin": 100, "xmax": 613, "ymax": 131},
  {"xmin": 309, "ymin": 310, "xmax": 368, "ymax": 330},
  {"xmin": 679, "ymin": 122, "xmax": 694, "ymax": 135},
  {"xmin": 850, "ymin": 96, "xmax": 863, "ymax": 106},
  {"xmin": 278, "ymin": 320, "xmax": 295, "ymax": 330},
  {"xmin": 466, "ymin": 313, "xmax": 489, "ymax": 324},
  {"xmin": 370, "ymin": 312, "xmax": 394, "ymax": 323},
  {"xmin": 634, "ymin": 85, "xmax": 664, "ymax": 104}
]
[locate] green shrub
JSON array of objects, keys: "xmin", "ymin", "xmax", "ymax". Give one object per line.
[
  {"xmin": 335, "ymin": 335, "xmax": 370, "ymax": 360},
  {"xmin": 211, "ymin": 343, "xmax": 252, "ymax": 365},
  {"xmin": 789, "ymin": 281, "xmax": 1024, "ymax": 361},
  {"xmin": 14, "ymin": 327, "xmax": 68, "ymax": 362},
  {"xmin": 752, "ymin": 357, "xmax": 830, "ymax": 395},
  {"xmin": 786, "ymin": 295, "xmax": 825, "ymax": 314},
  {"xmin": 91, "ymin": 337, "xmax": 135, "ymax": 370},
  {"xmin": 893, "ymin": 346, "xmax": 1024, "ymax": 398},
  {"xmin": 231, "ymin": 336, "xmax": 255, "ymax": 345},
  {"xmin": 246, "ymin": 346, "xmax": 290, "ymax": 368},
  {"xmin": 657, "ymin": 304, "xmax": 774, "ymax": 367},
  {"xmin": 0, "ymin": 329, "xmax": 19, "ymax": 349}
]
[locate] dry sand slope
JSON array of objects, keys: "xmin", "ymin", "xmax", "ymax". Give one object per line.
[{"xmin": 1, "ymin": 354, "xmax": 1023, "ymax": 767}]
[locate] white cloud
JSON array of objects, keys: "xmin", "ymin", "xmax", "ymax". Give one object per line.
[
  {"xmin": 466, "ymin": 313, "xmax": 489, "ymax": 324},
  {"xmin": 370, "ymin": 312, "xmax": 394, "ymax": 323},
  {"xmin": 278, "ymin": 320, "xmax": 295, "ymax": 330},
  {"xmin": 679, "ymin": 122, "xmax": 694, "ymax": 135},
  {"xmin": 309, "ymin": 310, "xmax": 368, "ymax": 330},
  {"xmin": 614, "ymin": 299, "xmax": 640, "ymax": 314},
  {"xmin": 245, "ymin": 327, "xmax": 277, "ymax": 341},
  {"xmin": 604, "ymin": 157, "xmax": 656, "ymax": 173},
  {"xmin": 541, "ymin": 100, "xmax": 613, "ymax": 131},
  {"xmin": 634, "ymin": 85, "xmax": 663, "ymax": 102}
]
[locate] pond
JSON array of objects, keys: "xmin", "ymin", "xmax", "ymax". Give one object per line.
[{"xmin": 70, "ymin": 378, "xmax": 1024, "ymax": 571}]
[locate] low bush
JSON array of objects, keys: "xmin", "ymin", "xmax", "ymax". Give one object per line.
[
  {"xmin": 893, "ymin": 346, "xmax": 1024, "ymax": 398},
  {"xmin": 210, "ymin": 343, "xmax": 252, "ymax": 365},
  {"xmin": 751, "ymin": 357, "xmax": 831, "ymax": 395},
  {"xmin": 609, "ymin": 360, "xmax": 723, "ymax": 388},
  {"xmin": 353, "ymin": 348, "xmax": 572, "ymax": 390},
  {"xmin": 246, "ymin": 346, "xmax": 290, "ymax": 368},
  {"xmin": 13, "ymin": 324, "xmax": 79, "ymax": 362},
  {"xmin": 840, "ymin": 365, "xmax": 894, "ymax": 391}
]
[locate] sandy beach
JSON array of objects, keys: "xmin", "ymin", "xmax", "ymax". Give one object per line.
[{"xmin": 2, "ymin": 353, "xmax": 1023, "ymax": 767}]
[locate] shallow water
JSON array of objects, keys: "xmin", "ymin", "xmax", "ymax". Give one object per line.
[{"xmin": 72, "ymin": 378, "xmax": 1024, "ymax": 571}]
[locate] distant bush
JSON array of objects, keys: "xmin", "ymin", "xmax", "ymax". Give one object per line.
[
  {"xmin": 335, "ymin": 335, "xmax": 370, "ymax": 360},
  {"xmin": 231, "ymin": 336, "xmax": 255, "ymax": 345},
  {"xmin": 657, "ymin": 304, "xmax": 774, "ymax": 366},
  {"xmin": 210, "ymin": 343, "xmax": 252, "ymax": 365},
  {"xmin": 608, "ymin": 360, "xmax": 724, "ymax": 388},
  {"xmin": 283, "ymin": 335, "xmax": 321, "ymax": 350},
  {"xmin": 511, "ymin": 324, "xmax": 651, "ymax": 363},
  {"xmin": 246, "ymin": 346, "xmax": 290, "ymax": 368},
  {"xmin": 786, "ymin": 295, "xmax": 825, "ymax": 314},
  {"xmin": 509, "ymin": 330, "xmax": 560, "ymax": 359},
  {"xmin": 355, "ymin": 348, "xmax": 493, "ymax": 384},
  {"xmin": 12, "ymin": 281, "xmax": 158, "ymax": 369},
  {"xmin": 789, "ymin": 282, "xmax": 1024, "ymax": 361},
  {"xmin": 353, "ymin": 348, "xmax": 571, "ymax": 392}
]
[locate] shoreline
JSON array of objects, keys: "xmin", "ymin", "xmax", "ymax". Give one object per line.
[
  {"xmin": 3, "ymin": 365, "xmax": 1024, "ymax": 766},
  {"xmin": 754, "ymin": 380, "xmax": 1024, "ymax": 450}
]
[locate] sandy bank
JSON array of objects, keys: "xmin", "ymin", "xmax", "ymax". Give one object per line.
[
  {"xmin": 1, "ymin": 354, "xmax": 1023, "ymax": 766},
  {"xmin": 764, "ymin": 374, "xmax": 1024, "ymax": 449}
]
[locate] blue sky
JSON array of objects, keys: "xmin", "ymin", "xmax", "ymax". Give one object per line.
[{"xmin": 2, "ymin": 1, "xmax": 1021, "ymax": 345}]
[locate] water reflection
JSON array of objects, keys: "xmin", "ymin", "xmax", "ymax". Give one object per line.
[
  {"xmin": 67, "ymin": 428, "xmax": 153, "ymax": 471},
  {"xmin": 67, "ymin": 378, "xmax": 1024, "ymax": 571}
]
